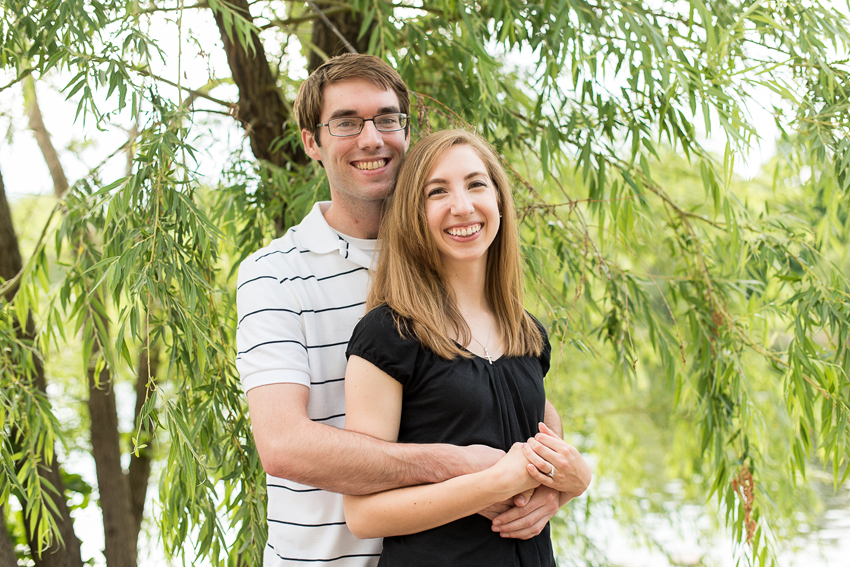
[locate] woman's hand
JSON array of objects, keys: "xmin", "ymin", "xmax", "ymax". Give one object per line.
[
  {"xmin": 487, "ymin": 442, "xmax": 540, "ymax": 498},
  {"xmin": 522, "ymin": 422, "xmax": 592, "ymax": 499}
]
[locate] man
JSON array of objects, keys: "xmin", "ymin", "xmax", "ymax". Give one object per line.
[{"xmin": 236, "ymin": 54, "xmax": 585, "ymax": 567}]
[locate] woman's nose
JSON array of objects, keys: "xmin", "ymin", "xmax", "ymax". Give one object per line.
[{"xmin": 450, "ymin": 191, "xmax": 474, "ymax": 217}]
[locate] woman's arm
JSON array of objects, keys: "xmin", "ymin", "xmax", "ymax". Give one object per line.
[{"xmin": 343, "ymin": 355, "xmax": 539, "ymax": 539}]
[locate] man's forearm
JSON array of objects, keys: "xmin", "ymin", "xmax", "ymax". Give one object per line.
[
  {"xmin": 261, "ymin": 419, "xmax": 500, "ymax": 495},
  {"xmin": 543, "ymin": 400, "xmax": 563, "ymax": 438}
]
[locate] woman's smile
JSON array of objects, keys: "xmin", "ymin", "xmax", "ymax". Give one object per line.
[{"xmin": 445, "ymin": 223, "xmax": 483, "ymax": 238}]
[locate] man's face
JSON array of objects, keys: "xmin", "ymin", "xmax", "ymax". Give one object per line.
[{"xmin": 302, "ymin": 79, "xmax": 410, "ymax": 208}]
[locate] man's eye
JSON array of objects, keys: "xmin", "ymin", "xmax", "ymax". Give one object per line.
[
  {"xmin": 377, "ymin": 116, "xmax": 399, "ymax": 126},
  {"xmin": 336, "ymin": 120, "xmax": 356, "ymax": 128}
]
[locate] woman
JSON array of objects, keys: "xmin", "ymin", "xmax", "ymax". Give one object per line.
[{"xmin": 343, "ymin": 130, "xmax": 590, "ymax": 566}]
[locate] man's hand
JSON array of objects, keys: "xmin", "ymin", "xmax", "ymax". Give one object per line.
[
  {"xmin": 489, "ymin": 485, "xmax": 560, "ymax": 539},
  {"xmin": 477, "ymin": 488, "xmax": 534, "ymax": 521},
  {"xmin": 456, "ymin": 444, "xmax": 506, "ymax": 475}
]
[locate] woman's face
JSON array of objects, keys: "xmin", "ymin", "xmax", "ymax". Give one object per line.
[{"xmin": 423, "ymin": 144, "xmax": 501, "ymax": 273}]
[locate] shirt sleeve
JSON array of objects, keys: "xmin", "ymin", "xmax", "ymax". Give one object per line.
[
  {"xmin": 346, "ymin": 305, "xmax": 420, "ymax": 386},
  {"xmin": 529, "ymin": 313, "xmax": 552, "ymax": 378},
  {"xmin": 235, "ymin": 254, "xmax": 311, "ymax": 393}
]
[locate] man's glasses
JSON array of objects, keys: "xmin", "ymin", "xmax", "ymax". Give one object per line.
[{"xmin": 317, "ymin": 113, "xmax": 409, "ymax": 137}]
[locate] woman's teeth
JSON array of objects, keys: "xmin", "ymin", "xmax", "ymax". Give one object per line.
[{"xmin": 446, "ymin": 224, "xmax": 482, "ymax": 237}]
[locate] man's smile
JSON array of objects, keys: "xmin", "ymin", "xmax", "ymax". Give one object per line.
[{"xmin": 353, "ymin": 158, "xmax": 388, "ymax": 171}]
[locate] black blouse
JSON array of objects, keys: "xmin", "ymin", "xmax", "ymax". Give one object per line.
[{"xmin": 346, "ymin": 304, "xmax": 555, "ymax": 567}]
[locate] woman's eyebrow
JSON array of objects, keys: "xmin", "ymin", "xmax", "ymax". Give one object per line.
[{"xmin": 425, "ymin": 172, "xmax": 487, "ymax": 186}]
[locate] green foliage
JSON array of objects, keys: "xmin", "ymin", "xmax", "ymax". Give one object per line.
[{"xmin": 1, "ymin": 0, "xmax": 849, "ymax": 565}]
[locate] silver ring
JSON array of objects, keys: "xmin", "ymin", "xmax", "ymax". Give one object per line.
[{"xmin": 546, "ymin": 464, "xmax": 556, "ymax": 478}]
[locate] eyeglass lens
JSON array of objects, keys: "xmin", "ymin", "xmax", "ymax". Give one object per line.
[{"xmin": 328, "ymin": 114, "xmax": 408, "ymax": 136}]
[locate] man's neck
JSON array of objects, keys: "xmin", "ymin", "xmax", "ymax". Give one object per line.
[{"xmin": 322, "ymin": 201, "xmax": 383, "ymax": 239}]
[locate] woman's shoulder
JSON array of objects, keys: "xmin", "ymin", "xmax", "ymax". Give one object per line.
[
  {"xmin": 525, "ymin": 311, "xmax": 549, "ymax": 340},
  {"xmin": 352, "ymin": 304, "xmax": 416, "ymax": 345},
  {"xmin": 360, "ymin": 303, "xmax": 407, "ymax": 332},
  {"xmin": 347, "ymin": 304, "xmax": 422, "ymax": 382}
]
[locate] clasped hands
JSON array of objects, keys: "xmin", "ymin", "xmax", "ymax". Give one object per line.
[{"xmin": 476, "ymin": 423, "xmax": 591, "ymax": 539}]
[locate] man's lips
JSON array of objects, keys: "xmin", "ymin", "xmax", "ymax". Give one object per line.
[
  {"xmin": 352, "ymin": 158, "xmax": 388, "ymax": 171},
  {"xmin": 446, "ymin": 223, "xmax": 482, "ymax": 237}
]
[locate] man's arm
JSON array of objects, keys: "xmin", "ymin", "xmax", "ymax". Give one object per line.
[
  {"xmin": 543, "ymin": 399, "xmax": 562, "ymax": 437},
  {"xmin": 247, "ymin": 383, "xmax": 503, "ymax": 495}
]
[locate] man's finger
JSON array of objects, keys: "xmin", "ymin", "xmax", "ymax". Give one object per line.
[
  {"xmin": 492, "ymin": 486, "xmax": 560, "ymax": 539},
  {"xmin": 513, "ymin": 487, "xmax": 534, "ymax": 507},
  {"xmin": 492, "ymin": 500, "xmax": 556, "ymax": 539}
]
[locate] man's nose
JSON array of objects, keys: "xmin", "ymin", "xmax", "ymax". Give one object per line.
[{"xmin": 357, "ymin": 120, "xmax": 384, "ymax": 149}]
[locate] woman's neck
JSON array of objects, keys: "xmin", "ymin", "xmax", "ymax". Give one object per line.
[
  {"xmin": 443, "ymin": 261, "xmax": 490, "ymax": 316},
  {"xmin": 443, "ymin": 259, "xmax": 505, "ymax": 359}
]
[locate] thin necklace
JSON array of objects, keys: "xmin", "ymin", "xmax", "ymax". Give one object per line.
[{"xmin": 470, "ymin": 322, "xmax": 494, "ymax": 364}]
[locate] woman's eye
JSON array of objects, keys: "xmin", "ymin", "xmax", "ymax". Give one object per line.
[{"xmin": 427, "ymin": 188, "xmax": 445, "ymax": 197}]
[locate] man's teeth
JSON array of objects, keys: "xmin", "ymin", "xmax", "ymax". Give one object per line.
[
  {"xmin": 447, "ymin": 224, "xmax": 482, "ymax": 237},
  {"xmin": 354, "ymin": 159, "xmax": 387, "ymax": 170}
]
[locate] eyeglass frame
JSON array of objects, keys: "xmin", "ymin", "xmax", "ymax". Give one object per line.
[{"xmin": 316, "ymin": 113, "xmax": 409, "ymax": 137}]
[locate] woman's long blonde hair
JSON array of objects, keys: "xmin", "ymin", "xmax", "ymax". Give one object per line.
[{"xmin": 367, "ymin": 129, "xmax": 543, "ymax": 359}]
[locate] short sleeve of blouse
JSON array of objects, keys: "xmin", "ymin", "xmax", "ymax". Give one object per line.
[
  {"xmin": 531, "ymin": 314, "xmax": 552, "ymax": 377},
  {"xmin": 346, "ymin": 305, "xmax": 420, "ymax": 385}
]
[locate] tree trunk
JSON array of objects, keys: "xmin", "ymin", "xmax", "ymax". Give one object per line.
[
  {"xmin": 25, "ymin": 76, "xmax": 136, "ymax": 567},
  {"xmin": 0, "ymin": 506, "xmax": 19, "ymax": 567},
  {"xmin": 87, "ymin": 340, "xmax": 137, "ymax": 567},
  {"xmin": 128, "ymin": 343, "xmax": 159, "ymax": 545},
  {"xmin": 306, "ymin": 2, "xmax": 375, "ymax": 73},
  {"xmin": 211, "ymin": 0, "xmax": 293, "ymax": 168},
  {"xmin": 23, "ymin": 76, "xmax": 68, "ymax": 199},
  {"xmin": 0, "ymin": 170, "xmax": 23, "ymax": 292},
  {"xmin": 0, "ymin": 170, "xmax": 83, "ymax": 567}
]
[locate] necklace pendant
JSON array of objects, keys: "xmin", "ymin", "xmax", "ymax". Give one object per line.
[{"xmin": 484, "ymin": 347, "xmax": 492, "ymax": 364}]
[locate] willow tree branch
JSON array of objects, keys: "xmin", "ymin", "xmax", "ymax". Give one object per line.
[
  {"xmin": 131, "ymin": 67, "xmax": 233, "ymax": 109},
  {"xmin": 305, "ymin": 0, "xmax": 357, "ymax": 54},
  {"xmin": 260, "ymin": 6, "xmax": 347, "ymax": 30}
]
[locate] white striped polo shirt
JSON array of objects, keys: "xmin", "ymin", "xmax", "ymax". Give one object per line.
[{"xmin": 236, "ymin": 202, "xmax": 382, "ymax": 567}]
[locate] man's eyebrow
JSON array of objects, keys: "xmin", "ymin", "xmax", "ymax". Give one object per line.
[
  {"xmin": 328, "ymin": 109, "xmax": 358, "ymax": 119},
  {"xmin": 327, "ymin": 106, "xmax": 400, "ymax": 120}
]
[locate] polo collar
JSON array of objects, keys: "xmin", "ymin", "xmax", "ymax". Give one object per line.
[{"xmin": 294, "ymin": 202, "xmax": 377, "ymax": 270}]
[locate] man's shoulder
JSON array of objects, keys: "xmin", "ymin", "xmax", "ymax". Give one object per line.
[
  {"xmin": 237, "ymin": 229, "xmax": 303, "ymax": 282},
  {"xmin": 237, "ymin": 204, "xmax": 335, "ymax": 282}
]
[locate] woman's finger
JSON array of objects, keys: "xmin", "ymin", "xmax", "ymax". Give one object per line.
[
  {"xmin": 533, "ymin": 427, "xmax": 571, "ymax": 454},
  {"xmin": 525, "ymin": 462, "xmax": 555, "ymax": 487},
  {"xmin": 527, "ymin": 436, "xmax": 563, "ymax": 467},
  {"xmin": 521, "ymin": 443, "xmax": 555, "ymax": 485},
  {"xmin": 538, "ymin": 421, "xmax": 559, "ymax": 438}
]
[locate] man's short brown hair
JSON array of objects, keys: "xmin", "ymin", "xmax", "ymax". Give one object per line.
[{"xmin": 294, "ymin": 54, "xmax": 410, "ymax": 146}]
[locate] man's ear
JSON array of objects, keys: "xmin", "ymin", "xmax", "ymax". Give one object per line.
[{"xmin": 302, "ymin": 128, "xmax": 323, "ymax": 162}]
